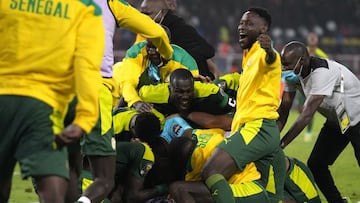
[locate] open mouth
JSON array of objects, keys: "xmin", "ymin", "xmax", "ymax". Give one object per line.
[
  {"xmin": 178, "ymin": 100, "xmax": 190, "ymax": 110},
  {"xmin": 239, "ymin": 33, "xmax": 248, "ymax": 41}
]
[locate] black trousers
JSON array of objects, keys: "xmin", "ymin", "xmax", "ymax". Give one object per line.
[{"xmin": 307, "ymin": 120, "xmax": 360, "ymax": 203}]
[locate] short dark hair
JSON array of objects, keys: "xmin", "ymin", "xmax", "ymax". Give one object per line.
[
  {"xmin": 247, "ymin": 7, "xmax": 271, "ymax": 29},
  {"xmin": 134, "ymin": 112, "xmax": 161, "ymax": 143},
  {"xmin": 170, "ymin": 68, "xmax": 193, "ymax": 86},
  {"xmin": 283, "ymin": 41, "xmax": 309, "ymax": 58}
]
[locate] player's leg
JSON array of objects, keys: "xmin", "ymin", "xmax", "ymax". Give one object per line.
[
  {"xmin": 268, "ymin": 148, "xmax": 286, "ymax": 203},
  {"xmin": 0, "ymin": 96, "xmax": 23, "ymax": 201},
  {"xmin": 108, "ymin": 183, "xmax": 124, "ymax": 203},
  {"xmin": 82, "ymin": 155, "xmax": 116, "ymax": 202},
  {"xmin": 201, "ymin": 120, "xmax": 282, "ymax": 203},
  {"xmin": 169, "ymin": 181, "xmax": 212, "ymax": 203},
  {"xmin": 348, "ymin": 122, "xmax": 360, "ymax": 166},
  {"xmin": 0, "ymin": 160, "xmax": 16, "ymax": 202},
  {"xmin": 201, "ymin": 147, "xmax": 238, "ymax": 203},
  {"xmin": 63, "ymin": 97, "xmax": 83, "ymax": 202},
  {"xmin": 34, "ymin": 176, "xmax": 68, "ymax": 203},
  {"xmin": 23, "ymin": 98, "xmax": 69, "ymax": 202},
  {"xmin": 307, "ymin": 121, "xmax": 348, "ymax": 203},
  {"xmin": 79, "ymin": 84, "xmax": 116, "ymax": 203},
  {"xmin": 284, "ymin": 157, "xmax": 321, "ymax": 203},
  {"xmin": 67, "ymin": 142, "xmax": 82, "ymax": 202},
  {"xmin": 214, "ymin": 119, "xmax": 284, "ymax": 203}
]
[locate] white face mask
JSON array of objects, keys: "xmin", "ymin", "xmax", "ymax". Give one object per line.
[{"xmin": 152, "ymin": 9, "xmax": 166, "ymax": 24}]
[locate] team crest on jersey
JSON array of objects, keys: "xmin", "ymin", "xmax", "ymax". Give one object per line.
[
  {"xmin": 140, "ymin": 162, "xmax": 153, "ymax": 177},
  {"xmin": 246, "ymin": 58, "xmax": 253, "ymax": 68},
  {"xmin": 173, "ymin": 124, "xmax": 182, "ymax": 136}
]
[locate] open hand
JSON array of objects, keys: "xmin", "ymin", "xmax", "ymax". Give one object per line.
[{"xmin": 133, "ymin": 101, "xmax": 153, "ymax": 112}]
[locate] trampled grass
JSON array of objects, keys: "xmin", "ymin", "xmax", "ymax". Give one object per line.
[{"xmin": 9, "ymin": 111, "xmax": 360, "ymax": 202}]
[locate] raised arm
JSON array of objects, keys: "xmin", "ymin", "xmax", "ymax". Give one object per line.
[{"xmin": 108, "ymin": 0, "xmax": 173, "ymax": 60}]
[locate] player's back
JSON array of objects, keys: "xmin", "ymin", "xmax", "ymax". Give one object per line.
[{"xmin": 0, "ymin": 0, "xmax": 104, "ymax": 109}]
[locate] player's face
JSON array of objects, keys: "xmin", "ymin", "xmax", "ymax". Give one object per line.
[
  {"xmin": 307, "ymin": 33, "xmax": 319, "ymax": 47},
  {"xmin": 169, "ymin": 78, "xmax": 194, "ymax": 112},
  {"xmin": 140, "ymin": 0, "xmax": 166, "ymax": 23},
  {"xmin": 281, "ymin": 52, "xmax": 303, "ymax": 74},
  {"xmin": 146, "ymin": 41, "xmax": 162, "ymax": 65},
  {"xmin": 238, "ymin": 11, "xmax": 264, "ymax": 49}
]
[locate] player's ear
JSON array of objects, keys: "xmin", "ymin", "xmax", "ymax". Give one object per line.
[{"xmin": 260, "ymin": 23, "xmax": 268, "ymax": 34}]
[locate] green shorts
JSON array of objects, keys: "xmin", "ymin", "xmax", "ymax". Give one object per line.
[
  {"xmin": 0, "ymin": 95, "xmax": 69, "ymax": 180},
  {"xmin": 218, "ymin": 119, "xmax": 285, "ymax": 203},
  {"xmin": 81, "ymin": 84, "xmax": 116, "ymax": 156},
  {"xmin": 232, "ymin": 181, "xmax": 270, "ymax": 203},
  {"xmin": 284, "ymin": 157, "xmax": 321, "ymax": 203}
]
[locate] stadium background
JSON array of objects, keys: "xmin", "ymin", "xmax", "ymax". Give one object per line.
[{"xmin": 114, "ymin": 0, "xmax": 360, "ymax": 76}]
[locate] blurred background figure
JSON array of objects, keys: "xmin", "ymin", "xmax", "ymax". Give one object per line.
[{"xmin": 307, "ymin": 32, "xmax": 329, "ymax": 59}]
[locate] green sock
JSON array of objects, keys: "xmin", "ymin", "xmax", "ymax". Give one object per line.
[{"xmin": 205, "ymin": 174, "xmax": 235, "ymax": 203}]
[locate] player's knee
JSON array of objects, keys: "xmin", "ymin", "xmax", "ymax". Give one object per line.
[{"xmin": 94, "ymin": 177, "xmax": 115, "ymax": 193}]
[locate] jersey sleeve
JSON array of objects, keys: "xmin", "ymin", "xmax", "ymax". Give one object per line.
[
  {"xmin": 73, "ymin": 3, "xmax": 104, "ymax": 133},
  {"xmin": 194, "ymin": 82, "xmax": 236, "ymax": 112},
  {"xmin": 138, "ymin": 83, "xmax": 171, "ymax": 104},
  {"xmin": 107, "ymin": 0, "xmax": 173, "ymax": 60}
]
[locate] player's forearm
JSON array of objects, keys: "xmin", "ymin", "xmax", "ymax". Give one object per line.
[
  {"xmin": 108, "ymin": 0, "xmax": 173, "ymax": 60},
  {"xmin": 265, "ymin": 48, "xmax": 276, "ymax": 64},
  {"xmin": 122, "ymin": 84, "xmax": 142, "ymax": 107},
  {"xmin": 281, "ymin": 111, "xmax": 314, "ymax": 148}
]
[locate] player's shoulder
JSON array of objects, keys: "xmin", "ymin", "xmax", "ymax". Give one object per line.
[
  {"xmin": 125, "ymin": 41, "xmax": 147, "ymax": 58},
  {"xmin": 78, "ymin": 0, "xmax": 102, "ymax": 16}
]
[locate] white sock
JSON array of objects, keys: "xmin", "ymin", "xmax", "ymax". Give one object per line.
[{"xmin": 77, "ymin": 196, "xmax": 91, "ymax": 203}]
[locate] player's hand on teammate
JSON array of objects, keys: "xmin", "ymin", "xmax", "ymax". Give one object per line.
[
  {"xmin": 54, "ymin": 124, "xmax": 84, "ymax": 149},
  {"xmin": 133, "ymin": 101, "xmax": 153, "ymax": 112},
  {"xmin": 194, "ymin": 74, "xmax": 212, "ymax": 83}
]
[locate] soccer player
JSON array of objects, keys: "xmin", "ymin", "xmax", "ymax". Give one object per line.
[
  {"xmin": 0, "ymin": 0, "xmax": 104, "ymax": 202},
  {"xmin": 182, "ymin": 111, "xmax": 321, "ymax": 203},
  {"xmin": 113, "ymin": 28, "xmax": 199, "ymax": 112},
  {"xmin": 200, "ymin": 7, "xmax": 286, "ymax": 203},
  {"xmin": 75, "ymin": 0, "xmax": 175, "ymax": 202},
  {"xmin": 279, "ymin": 41, "xmax": 360, "ymax": 203},
  {"xmin": 137, "ymin": 68, "xmax": 236, "ymax": 122},
  {"xmin": 164, "ymin": 116, "xmax": 270, "ymax": 203},
  {"xmin": 140, "ymin": 0, "xmax": 221, "ymax": 80},
  {"xmin": 80, "ymin": 109, "xmax": 172, "ymax": 203}
]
